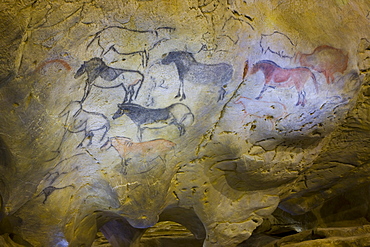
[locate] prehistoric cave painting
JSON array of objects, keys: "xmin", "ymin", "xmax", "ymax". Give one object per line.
[
  {"xmin": 226, "ymin": 3, "xmax": 255, "ymax": 30},
  {"xmin": 37, "ymin": 185, "xmax": 74, "ymax": 204},
  {"xmin": 112, "ymin": 103, "xmax": 194, "ymax": 141},
  {"xmin": 74, "ymin": 57, "xmax": 144, "ymax": 103},
  {"xmin": 234, "ymin": 96, "xmax": 287, "ymax": 130},
  {"xmin": 59, "ymin": 101, "xmax": 110, "ymax": 147},
  {"xmin": 35, "ymin": 59, "xmax": 72, "ymax": 74},
  {"xmin": 44, "ymin": 171, "xmax": 68, "ymax": 185},
  {"xmin": 101, "ymin": 136, "xmax": 176, "ymax": 174},
  {"xmin": 260, "ymin": 31, "xmax": 296, "ymax": 58},
  {"xmin": 250, "ymin": 60, "xmax": 319, "ymax": 106},
  {"xmin": 161, "ymin": 51, "xmax": 233, "ymax": 101},
  {"xmin": 86, "ymin": 26, "xmax": 175, "ymax": 67},
  {"xmin": 295, "ymin": 45, "xmax": 348, "ymax": 84},
  {"xmin": 198, "ymin": 32, "xmax": 218, "ymax": 53}
]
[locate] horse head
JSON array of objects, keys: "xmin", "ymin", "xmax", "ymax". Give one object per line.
[
  {"xmin": 113, "ymin": 105, "xmax": 125, "ymax": 120},
  {"xmin": 161, "ymin": 52, "xmax": 176, "ymax": 65},
  {"xmin": 251, "ymin": 60, "xmax": 279, "ymax": 75},
  {"xmin": 75, "ymin": 57, "xmax": 106, "ymax": 79},
  {"xmin": 112, "ymin": 103, "xmax": 135, "ymax": 119},
  {"xmin": 74, "ymin": 63, "xmax": 86, "ymax": 79},
  {"xmin": 250, "ymin": 63, "xmax": 260, "ymax": 75}
]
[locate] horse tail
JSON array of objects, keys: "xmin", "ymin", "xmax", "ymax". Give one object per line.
[
  {"xmin": 181, "ymin": 112, "xmax": 194, "ymax": 126},
  {"xmin": 310, "ymin": 71, "xmax": 319, "ymax": 93},
  {"xmin": 171, "ymin": 103, "xmax": 194, "ymax": 125}
]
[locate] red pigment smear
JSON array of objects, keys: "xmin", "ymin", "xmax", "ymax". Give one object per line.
[{"xmin": 35, "ymin": 59, "xmax": 72, "ymax": 73}]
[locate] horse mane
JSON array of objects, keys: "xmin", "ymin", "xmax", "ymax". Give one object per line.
[
  {"xmin": 118, "ymin": 103, "xmax": 145, "ymax": 111},
  {"xmin": 119, "ymin": 103, "xmax": 140, "ymax": 107},
  {"xmin": 173, "ymin": 51, "xmax": 197, "ymax": 63},
  {"xmin": 83, "ymin": 57, "xmax": 107, "ymax": 72},
  {"xmin": 255, "ymin": 60, "xmax": 282, "ymax": 69}
]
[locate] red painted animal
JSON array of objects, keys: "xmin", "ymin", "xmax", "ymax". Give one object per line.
[
  {"xmin": 101, "ymin": 136, "xmax": 176, "ymax": 172},
  {"xmin": 295, "ymin": 45, "xmax": 348, "ymax": 84},
  {"xmin": 250, "ymin": 60, "xmax": 318, "ymax": 106}
]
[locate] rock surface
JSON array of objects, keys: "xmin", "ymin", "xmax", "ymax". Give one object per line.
[{"xmin": 0, "ymin": 0, "xmax": 369, "ymax": 246}]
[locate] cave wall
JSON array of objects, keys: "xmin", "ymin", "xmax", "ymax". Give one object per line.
[{"xmin": 0, "ymin": 0, "xmax": 370, "ymax": 246}]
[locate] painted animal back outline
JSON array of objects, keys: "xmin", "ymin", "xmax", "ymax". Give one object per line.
[
  {"xmin": 59, "ymin": 101, "xmax": 110, "ymax": 147},
  {"xmin": 87, "ymin": 26, "xmax": 175, "ymax": 67}
]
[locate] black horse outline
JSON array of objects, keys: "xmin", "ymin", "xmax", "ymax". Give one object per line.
[{"xmin": 74, "ymin": 57, "xmax": 144, "ymax": 103}]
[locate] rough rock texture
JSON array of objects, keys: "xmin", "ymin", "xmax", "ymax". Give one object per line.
[{"xmin": 0, "ymin": 0, "xmax": 370, "ymax": 246}]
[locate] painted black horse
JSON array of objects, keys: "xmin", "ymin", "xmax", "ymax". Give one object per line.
[
  {"xmin": 161, "ymin": 51, "xmax": 233, "ymax": 101},
  {"xmin": 113, "ymin": 103, "xmax": 194, "ymax": 141},
  {"xmin": 74, "ymin": 57, "xmax": 144, "ymax": 103}
]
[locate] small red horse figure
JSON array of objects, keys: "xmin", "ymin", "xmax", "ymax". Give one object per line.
[{"xmin": 250, "ymin": 60, "xmax": 319, "ymax": 106}]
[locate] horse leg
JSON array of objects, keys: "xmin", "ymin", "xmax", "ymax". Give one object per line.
[
  {"xmin": 126, "ymin": 85, "xmax": 133, "ymax": 103},
  {"xmin": 134, "ymin": 78, "xmax": 143, "ymax": 100},
  {"xmin": 323, "ymin": 71, "xmax": 331, "ymax": 84},
  {"xmin": 180, "ymin": 80, "xmax": 186, "ymax": 101},
  {"xmin": 77, "ymin": 131, "xmax": 90, "ymax": 148},
  {"xmin": 86, "ymin": 132, "xmax": 94, "ymax": 146},
  {"xmin": 137, "ymin": 126, "xmax": 143, "ymax": 142},
  {"xmin": 121, "ymin": 158, "xmax": 129, "ymax": 175},
  {"xmin": 175, "ymin": 82, "xmax": 182, "ymax": 99},
  {"xmin": 174, "ymin": 78, "xmax": 186, "ymax": 100},
  {"xmin": 128, "ymin": 84, "xmax": 137, "ymax": 102},
  {"xmin": 296, "ymin": 91, "xmax": 306, "ymax": 106},
  {"xmin": 121, "ymin": 85, "xmax": 129, "ymax": 103},
  {"xmin": 218, "ymin": 87, "xmax": 226, "ymax": 102},
  {"xmin": 301, "ymin": 90, "xmax": 307, "ymax": 106},
  {"xmin": 175, "ymin": 122, "xmax": 186, "ymax": 136},
  {"xmin": 99, "ymin": 125, "xmax": 109, "ymax": 143},
  {"xmin": 144, "ymin": 50, "xmax": 149, "ymax": 67},
  {"xmin": 296, "ymin": 92, "xmax": 301, "ymax": 106},
  {"xmin": 256, "ymin": 84, "xmax": 268, "ymax": 100},
  {"xmin": 81, "ymin": 81, "xmax": 92, "ymax": 102},
  {"xmin": 329, "ymin": 73, "xmax": 335, "ymax": 84}
]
